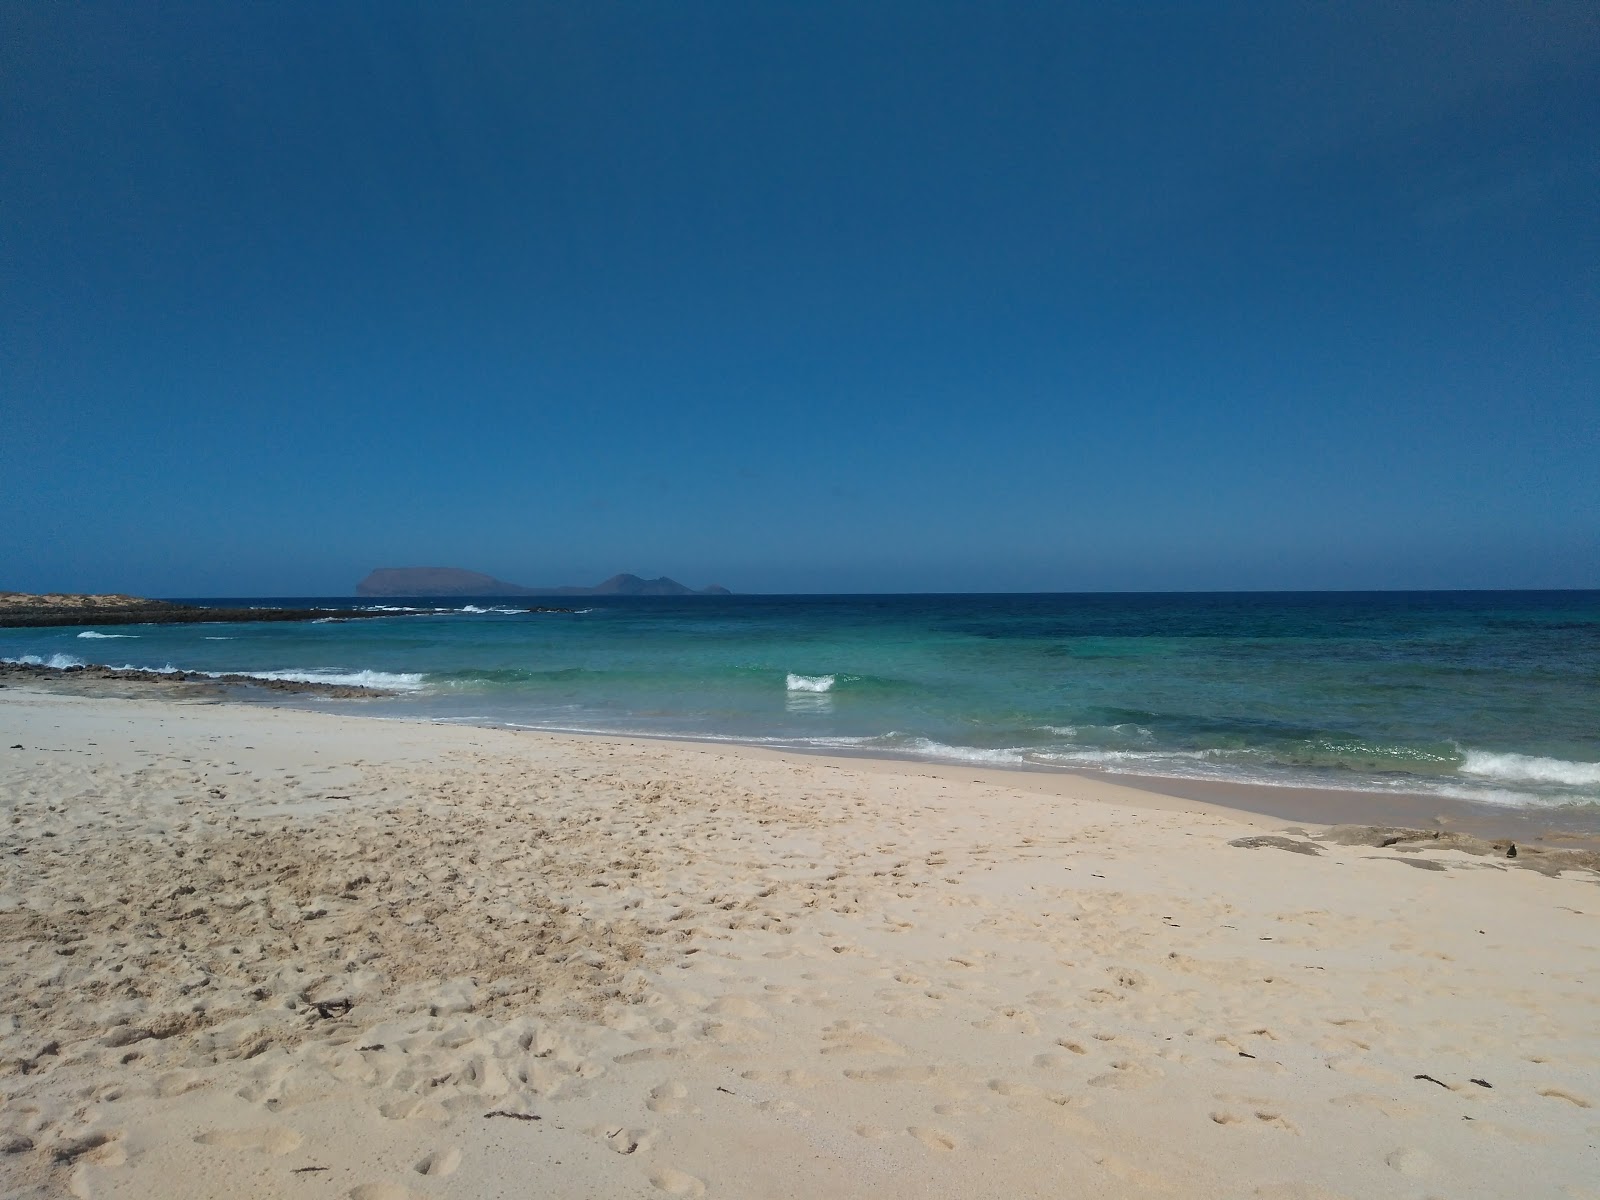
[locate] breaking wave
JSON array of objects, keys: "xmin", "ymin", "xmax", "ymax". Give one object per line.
[
  {"xmin": 786, "ymin": 674, "xmax": 835, "ymax": 692},
  {"xmin": 1459, "ymin": 750, "xmax": 1600, "ymax": 788},
  {"xmin": 4, "ymin": 653, "xmax": 88, "ymax": 669},
  {"xmin": 1, "ymin": 653, "xmax": 425, "ymax": 692},
  {"xmin": 77, "ymin": 631, "xmax": 136, "ymax": 639},
  {"xmin": 215, "ymin": 668, "xmax": 427, "ymax": 691}
]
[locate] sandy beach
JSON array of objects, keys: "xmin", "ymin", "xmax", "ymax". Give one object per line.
[{"xmin": 1, "ymin": 685, "xmax": 1596, "ymax": 1200}]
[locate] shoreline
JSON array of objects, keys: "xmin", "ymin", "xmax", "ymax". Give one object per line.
[{"xmin": 6, "ymin": 661, "xmax": 1600, "ymax": 851}]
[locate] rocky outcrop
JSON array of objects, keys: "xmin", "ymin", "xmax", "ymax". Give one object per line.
[
  {"xmin": 0, "ymin": 594, "xmax": 409, "ymax": 629},
  {"xmin": 0, "ymin": 660, "xmax": 395, "ymax": 698}
]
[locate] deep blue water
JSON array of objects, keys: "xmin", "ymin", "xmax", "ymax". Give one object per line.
[{"xmin": 5, "ymin": 592, "xmax": 1598, "ymax": 811}]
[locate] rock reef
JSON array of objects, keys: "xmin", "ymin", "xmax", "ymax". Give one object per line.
[{"xmin": 0, "ymin": 661, "xmax": 394, "ymax": 699}]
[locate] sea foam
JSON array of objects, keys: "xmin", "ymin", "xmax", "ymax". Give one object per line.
[
  {"xmin": 2, "ymin": 653, "xmax": 425, "ymax": 692},
  {"xmin": 77, "ymin": 631, "xmax": 136, "ymax": 639},
  {"xmin": 786, "ymin": 674, "xmax": 835, "ymax": 692},
  {"xmin": 3, "ymin": 653, "xmax": 87, "ymax": 669},
  {"xmin": 221, "ymin": 668, "xmax": 427, "ymax": 691},
  {"xmin": 1459, "ymin": 750, "xmax": 1600, "ymax": 788}
]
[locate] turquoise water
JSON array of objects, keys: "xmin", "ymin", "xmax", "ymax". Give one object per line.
[{"xmin": 5, "ymin": 592, "xmax": 1598, "ymax": 811}]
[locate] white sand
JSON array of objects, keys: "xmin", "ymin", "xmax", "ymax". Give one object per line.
[{"xmin": 1, "ymin": 689, "xmax": 1596, "ymax": 1199}]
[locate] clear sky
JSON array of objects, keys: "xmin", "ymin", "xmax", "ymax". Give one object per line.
[{"xmin": 4, "ymin": 2, "xmax": 1597, "ymax": 595}]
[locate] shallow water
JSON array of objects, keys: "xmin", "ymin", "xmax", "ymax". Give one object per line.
[{"xmin": 4, "ymin": 591, "xmax": 1597, "ymax": 812}]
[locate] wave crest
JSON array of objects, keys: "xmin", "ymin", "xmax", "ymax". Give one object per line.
[
  {"xmin": 4, "ymin": 653, "xmax": 87, "ymax": 669},
  {"xmin": 224, "ymin": 668, "xmax": 427, "ymax": 691},
  {"xmin": 786, "ymin": 674, "xmax": 835, "ymax": 693},
  {"xmin": 1459, "ymin": 750, "xmax": 1600, "ymax": 787}
]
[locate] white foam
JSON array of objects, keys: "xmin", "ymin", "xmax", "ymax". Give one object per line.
[
  {"xmin": 1037, "ymin": 747, "xmax": 1215, "ymax": 765},
  {"xmin": 204, "ymin": 636, "xmax": 234, "ymax": 640},
  {"xmin": 889, "ymin": 737, "xmax": 1028, "ymax": 765},
  {"xmin": 3, "ymin": 653, "xmax": 87, "ymax": 669},
  {"xmin": 77, "ymin": 631, "xmax": 135, "ymax": 639},
  {"xmin": 1459, "ymin": 750, "xmax": 1600, "ymax": 788},
  {"xmin": 219, "ymin": 668, "xmax": 427, "ymax": 691},
  {"xmin": 1, "ymin": 652, "xmax": 425, "ymax": 692},
  {"xmin": 786, "ymin": 673, "xmax": 835, "ymax": 692}
]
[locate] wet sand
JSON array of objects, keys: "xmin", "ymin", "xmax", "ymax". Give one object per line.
[{"xmin": 1077, "ymin": 769, "xmax": 1600, "ymax": 849}]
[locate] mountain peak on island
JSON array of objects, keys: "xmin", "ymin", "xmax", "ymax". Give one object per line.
[
  {"xmin": 589, "ymin": 573, "xmax": 731, "ymax": 596},
  {"xmin": 356, "ymin": 567, "xmax": 731, "ymax": 598}
]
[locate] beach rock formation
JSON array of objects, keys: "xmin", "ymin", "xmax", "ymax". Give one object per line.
[
  {"xmin": 0, "ymin": 660, "xmax": 396, "ymax": 699},
  {"xmin": 0, "ymin": 593, "xmax": 408, "ymax": 629}
]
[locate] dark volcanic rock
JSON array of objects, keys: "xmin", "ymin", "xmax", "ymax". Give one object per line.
[
  {"xmin": 0, "ymin": 591, "xmax": 434, "ymax": 628},
  {"xmin": 1228, "ymin": 835, "xmax": 1323, "ymax": 856},
  {"xmin": 1318, "ymin": 825, "xmax": 1600, "ymax": 878}
]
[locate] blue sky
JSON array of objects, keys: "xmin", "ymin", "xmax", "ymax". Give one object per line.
[{"xmin": 4, "ymin": 1, "xmax": 1597, "ymax": 595}]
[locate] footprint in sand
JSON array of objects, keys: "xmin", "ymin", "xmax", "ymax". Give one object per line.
[
  {"xmin": 1537, "ymin": 1088, "xmax": 1592, "ymax": 1108},
  {"xmin": 741, "ymin": 1068, "xmax": 821, "ymax": 1088},
  {"xmin": 700, "ymin": 1020, "xmax": 770, "ymax": 1046},
  {"xmin": 1253, "ymin": 1111, "xmax": 1300, "ymax": 1133},
  {"xmin": 52, "ymin": 1129, "xmax": 125, "ymax": 1167},
  {"xmin": 598, "ymin": 1126, "xmax": 657, "ymax": 1155},
  {"xmin": 988, "ymin": 1078, "xmax": 1045, "ymax": 1100},
  {"xmin": 649, "ymin": 1166, "xmax": 707, "ymax": 1196},
  {"xmin": 194, "ymin": 1126, "xmax": 303, "ymax": 1155},
  {"xmin": 1087, "ymin": 1061, "xmax": 1163, "ymax": 1090},
  {"xmin": 844, "ymin": 1065, "xmax": 940, "ymax": 1083},
  {"xmin": 413, "ymin": 1147, "xmax": 461, "ymax": 1177},
  {"xmin": 378, "ymin": 1096, "xmax": 448, "ymax": 1121},
  {"xmin": 821, "ymin": 1021, "xmax": 906, "ymax": 1056},
  {"xmin": 648, "ymin": 1081, "xmax": 694, "ymax": 1114},
  {"xmin": 908, "ymin": 1126, "xmax": 959, "ymax": 1151},
  {"xmin": 349, "ymin": 1185, "xmax": 419, "ymax": 1200}
]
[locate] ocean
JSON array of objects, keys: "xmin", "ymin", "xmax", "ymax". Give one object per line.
[{"xmin": 4, "ymin": 591, "xmax": 1598, "ymax": 815}]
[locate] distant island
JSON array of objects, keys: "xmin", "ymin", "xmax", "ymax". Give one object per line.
[{"xmin": 356, "ymin": 568, "xmax": 732, "ymax": 598}]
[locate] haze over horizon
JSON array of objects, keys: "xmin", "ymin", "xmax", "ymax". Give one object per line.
[{"xmin": 5, "ymin": 2, "xmax": 1597, "ymax": 596}]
